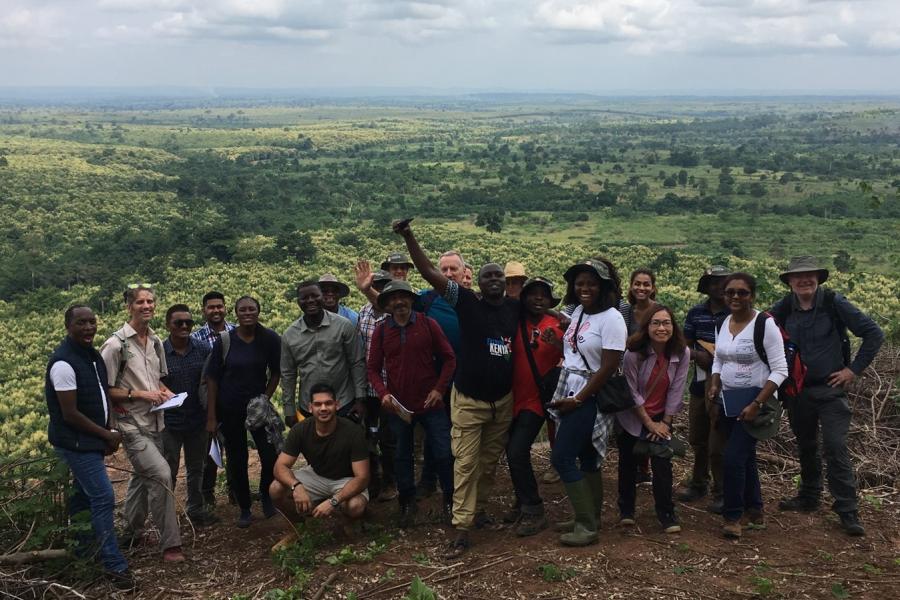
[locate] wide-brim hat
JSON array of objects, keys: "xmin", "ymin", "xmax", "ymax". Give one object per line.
[
  {"xmin": 504, "ymin": 261, "xmax": 527, "ymax": 279},
  {"xmin": 377, "ymin": 280, "xmax": 418, "ymax": 310},
  {"xmin": 743, "ymin": 397, "xmax": 783, "ymax": 441},
  {"xmin": 318, "ymin": 274, "xmax": 350, "ymax": 298},
  {"xmin": 372, "ymin": 269, "xmax": 392, "ymax": 284},
  {"xmin": 696, "ymin": 265, "xmax": 732, "ymax": 293},
  {"xmin": 521, "ymin": 277, "xmax": 561, "ymax": 307},
  {"xmin": 564, "ymin": 259, "xmax": 611, "ymax": 283},
  {"xmin": 381, "ymin": 252, "xmax": 414, "ymax": 271},
  {"xmin": 779, "ymin": 256, "xmax": 829, "ymax": 285}
]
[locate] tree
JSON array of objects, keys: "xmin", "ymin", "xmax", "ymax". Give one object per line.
[
  {"xmin": 749, "ymin": 182, "xmax": 767, "ymax": 197},
  {"xmin": 678, "ymin": 169, "xmax": 688, "ymax": 187},
  {"xmin": 834, "ymin": 250, "xmax": 856, "ymax": 273}
]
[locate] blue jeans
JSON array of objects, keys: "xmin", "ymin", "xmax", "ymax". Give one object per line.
[
  {"xmin": 718, "ymin": 413, "xmax": 763, "ymax": 522},
  {"xmin": 388, "ymin": 409, "xmax": 453, "ymax": 503},
  {"xmin": 55, "ymin": 447, "xmax": 128, "ymax": 573},
  {"xmin": 551, "ymin": 399, "xmax": 601, "ymax": 484}
]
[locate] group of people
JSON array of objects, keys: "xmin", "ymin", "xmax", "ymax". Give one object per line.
[{"xmin": 45, "ymin": 220, "xmax": 885, "ymax": 589}]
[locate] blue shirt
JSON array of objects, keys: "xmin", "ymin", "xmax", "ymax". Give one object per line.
[
  {"xmin": 415, "ymin": 289, "xmax": 461, "ymax": 356},
  {"xmin": 683, "ymin": 300, "xmax": 729, "ymax": 396},
  {"xmin": 191, "ymin": 321, "xmax": 237, "ymax": 350},
  {"xmin": 162, "ymin": 338, "xmax": 209, "ymax": 432},
  {"xmin": 336, "ymin": 305, "xmax": 359, "ymax": 327}
]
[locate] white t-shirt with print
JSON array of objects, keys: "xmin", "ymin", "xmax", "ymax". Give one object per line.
[
  {"xmin": 561, "ymin": 305, "xmax": 628, "ymax": 397},
  {"xmin": 712, "ymin": 311, "xmax": 788, "ymax": 391}
]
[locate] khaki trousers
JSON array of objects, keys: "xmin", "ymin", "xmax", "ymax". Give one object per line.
[
  {"xmin": 449, "ymin": 386, "xmax": 513, "ymax": 529},
  {"xmin": 122, "ymin": 429, "xmax": 182, "ymax": 551}
]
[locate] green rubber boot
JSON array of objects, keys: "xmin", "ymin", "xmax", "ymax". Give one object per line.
[
  {"xmin": 559, "ymin": 479, "xmax": 598, "ymax": 547},
  {"xmin": 555, "ymin": 471, "xmax": 603, "ymax": 533}
]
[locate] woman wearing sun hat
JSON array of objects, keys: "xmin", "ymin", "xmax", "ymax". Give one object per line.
[{"xmin": 547, "ymin": 259, "xmax": 628, "ymax": 546}]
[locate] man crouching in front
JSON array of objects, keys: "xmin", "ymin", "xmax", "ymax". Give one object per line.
[{"xmin": 270, "ymin": 382, "xmax": 370, "ymax": 549}]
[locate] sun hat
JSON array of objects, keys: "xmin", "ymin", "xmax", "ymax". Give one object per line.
[
  {"xmin": 317, "ymin": 274, "xmax": 350, "ymax": 298},
  {"xmin": 563, "ymin": 259, "xmax": 611, "ymax": 283},
  {"xmin": 696, "ymin": 265, "xmax": 732, "ymax": 293},
  {"xmin": 381, "ymin": 252, "xmax": 414, "ymax": 271},
  {"xmin": 377, "ymin": 280, "xmax": 418, "ymax": 310},
  {"xmin": 521, "ymin": 277, "xmax": 561, "ymax": 307},
  {"xmin": 504, "ymin": 261, "xmax": 527, "ymax": 279},
  {"xmin": 372, "ymin": 269, "xmax": 392, "ymax": 284},
  {"xmin": 779, "ymin": 256, "xmax": 829, "ymax": 285}
]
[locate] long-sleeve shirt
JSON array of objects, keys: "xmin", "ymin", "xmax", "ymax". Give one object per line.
[
  {"xmin": 712, "ymin": 311, "xmax": 788, "ymax": 391},
  {"xmin": 770, "ymin": 287, "xmax": 884, "ymax": 384},
  {"xmin": 367, "ymin": 312, "xmax": 456, "ymax": 414},
  {"xmin": 618, "ymin": 346, "xmax": 690, "ymax": 437},
  {"xmin": 280, "ymin": 311, "xmax": 367, "ymax": 416},
  {"xmin": 357, "ymin": 302, "xmax": 387, "ymax": 397}
]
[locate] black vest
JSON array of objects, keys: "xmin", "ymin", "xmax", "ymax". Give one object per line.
[{"xmin": 45, "ymin": 336, "xmax": 110, "ymax": 452}]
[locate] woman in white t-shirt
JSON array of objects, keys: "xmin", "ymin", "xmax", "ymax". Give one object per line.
[
  {"xmin": 708, "ymin": 272, "xmax": 787, "ymax": 539},
  {"xmin": 546, "ymin": 258, "xmax": 628, "ymax": 547}
]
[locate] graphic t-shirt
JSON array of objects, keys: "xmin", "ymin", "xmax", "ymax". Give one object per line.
[
  {"xmin": 444, "ymin": 281, "xmax": 520, "ymax": 402},
  {"xmin": 282, "ymin": 417, "xmax": 368, "ymax": 481},
  {"xmin": 561, "ymin": 305, "xmax": 628, "ymax": 397}
]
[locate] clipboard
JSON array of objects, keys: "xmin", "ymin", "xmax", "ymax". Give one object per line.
[
  {"xmin": 389, "ymin": 395, "xmax": 414, "ymax": 424},
  {"xmin": 150, "ymin": 392, "xmax": 187, "ymax": 412},
  {"xmin": 721, "ymin": 387, "xmax": 761, "ymax": 418}
]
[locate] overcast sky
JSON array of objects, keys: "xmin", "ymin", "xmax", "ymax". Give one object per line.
[{"xmin": 2, "ymin": 0, "xmax": 900, "ymax": 93}]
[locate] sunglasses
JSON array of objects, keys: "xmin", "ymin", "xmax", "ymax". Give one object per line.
[
  {"xmin": 172, "ymin": 319, "xmax": 195, "ymax": 328},
  {"xmin": 724, "ymin": 288, "xmax": 752, "ymax": 298}
]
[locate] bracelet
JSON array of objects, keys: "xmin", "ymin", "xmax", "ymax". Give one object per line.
[{"xmin": 290, "ymin": 481, "xmax": 302, "ymax": 492}]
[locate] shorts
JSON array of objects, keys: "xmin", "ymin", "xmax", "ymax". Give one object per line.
[{"xmin": 292, "ymin": 465, "xmax": 370, "ymax": 506}]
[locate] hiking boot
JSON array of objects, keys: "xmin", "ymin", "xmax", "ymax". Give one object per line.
[
  {"xmin": 839, "ymin": 512, "xmax": 866, "ymax": 537},
  {"xmin": 398, "ymin": 500, "xmax": 418, "ymax": 529},
  {"xmin": 236, "ymin": 510, "xmax": 252, "ymax": 528},
  {"xmin": 722, "ymin": 520, "xmax": 742, "ymax": 539},
  {"xmin": 618, "ymin": 515, "xmax": 636, "ymax": 527},
  {"xmin": 105, "ymin": 569, "xmax": 137, "ymax": 591},
  {"xmin": 378, "ymin": 484, "xmax": 399, "ymax": 503},
  {"xmin": 473, "ymin": 511, "xmax": 503, "ymax": 531},
  {"xmin": 706, "ymin": 495, "xmax": 724, "ymax": 515},
  {"xmin": 443, "ymin": 530, "xmax": 470, "ymax": 559},
  {"xmin": 559, "ymin": 480, "xmax": 598, "ymax": 547},
  {"xmin": 271, "ymin": 530, "xmax": 299, "ymax": 553},
  {"xmin": 676, "ymin": 486, "xmax": 708, "ymax": 503},
  {"xmin": 743, "ymin": 509, "xmax": 766, "ymax": 530},
  {"xmin": 416, "ymin": 479, "xmax": 437, "ymax": 500},
  {"xmin": 515, "ymin": 510, "xmax": 548, "ymax": 537},
  {"xmin": 542, "ymin": 469, "xmax": 561, "ymax": 484},
  {"xmin": 778, "ymin": 496, "xmax": 820, "ymax": 513},
  {"xmin": 162, "ymin": 546, "xmax": 185, "ymax": 563},
  {"xmin": 501, "ymin": 506, "xmax": 522, "ymax": 524}
]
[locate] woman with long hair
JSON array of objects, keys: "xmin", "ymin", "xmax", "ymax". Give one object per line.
[
  {"xmin": 547, "ymin": 258, "xmax": 627, "ymax": 547},
  {"xmin": 618, "ymin": 304, "xmax": 690, "ymax": 533},
  {"xmin": 205, "ymin": 296, "xmax": 282, "ymax": 528},
  {"xmin": 707, "ymin": 273, "xmax": 787, "ymax": 538},
  {"xmin": 624, "ymin": 268, "xmax": 658, "ymax": 335}
]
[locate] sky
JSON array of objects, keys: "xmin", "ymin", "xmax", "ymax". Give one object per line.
[{"xmin": 2, "ymin": 0, "xmax": 900, "ymax": 93}]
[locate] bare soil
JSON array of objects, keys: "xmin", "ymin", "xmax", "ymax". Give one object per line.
[{"xmin": 87, "ymin": 441, "xmax": 900, "ymax": 600}]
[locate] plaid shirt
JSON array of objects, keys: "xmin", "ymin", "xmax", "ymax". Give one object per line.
[
  {"xmin": 191, "ymin": 321, "xmax": 236, "ymax": 350},
  {"xmin": 161, "ymin": 338, "xmax": 209, "ymax": 432},
  {"xmin": 357, "ymin": 303, "xmax": 387, "ymax": 397}
]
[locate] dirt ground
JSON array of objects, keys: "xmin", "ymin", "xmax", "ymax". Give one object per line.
[{"xmin": 74, "ymin": 437, "xmax": 900, "ymax": 600}]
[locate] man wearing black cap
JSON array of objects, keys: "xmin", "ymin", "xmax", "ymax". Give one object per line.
[
  {"xmin": 393, "ymin": 220, "xmax": 519, "ymax": 558},
  {"xmin": 770, "ymin": 256, "xmax": 883, "ymax": 536},
  {"xmin": 677, "ymin": 266, "xmax": 731, "ymax": 513},
  {"xmin": 381, "ymin": 252, "xmax": 415, "ymax": 281}
]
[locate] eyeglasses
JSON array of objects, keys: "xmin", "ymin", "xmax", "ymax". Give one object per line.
[
  {"xmin": 724, "ymin": 288, "xmax": 752, "ymax": 298},
  {"xmin": 650, "ymin": 320, "xmax": 672, "ymax": 328},
  {"xmin": 172, "ymin": 319, "xmax": 195, "ymax": 328}
]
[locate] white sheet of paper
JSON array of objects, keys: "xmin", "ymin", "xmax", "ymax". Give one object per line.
[
  {"xmin": 150, "ymin": 392, "xmax": 188, "ymax": 412},
  {"xmin": 390, "ymin": 395, "xmax": 413, "ymax": 424},
  {"xmin": 208, "ymin": 437, "xmax": 223, "ymax": 468}
]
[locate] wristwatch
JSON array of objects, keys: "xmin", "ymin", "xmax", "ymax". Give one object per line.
[
  {"xmin": 329, "ymin": 496, "xmax": 340, "ymax": 508},
  {"xmin": 127, "ymin": 389, "xmax": 133, "ymax": 401},
  {"xmin": 290, "ymin": 481, "xmax": 302, "ymax": 492},
  {"xmin": 754, "ymin": 399, "xmax": 766, "ymax": 409}
]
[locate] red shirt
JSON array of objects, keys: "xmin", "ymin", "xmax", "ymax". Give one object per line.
[
  {"xmin": 511, "ymin": 314, "xmax": 564, "ymax": 418},
  {"xmin": 642, "ymin": 354, "xmax": 670, "ymax": 417},
  {"xmin": 367, "ymin": 312, "xmax": 456, "ymax": 414}
]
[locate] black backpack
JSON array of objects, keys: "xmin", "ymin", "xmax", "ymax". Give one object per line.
[{"xmin": 769, "ymin": 289, "xmax": 851, "ymax": 367}]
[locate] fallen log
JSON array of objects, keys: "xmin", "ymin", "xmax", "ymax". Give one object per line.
[{"xmin": 0, "ymin": 549, "xmax": 67, "ymax": 565}]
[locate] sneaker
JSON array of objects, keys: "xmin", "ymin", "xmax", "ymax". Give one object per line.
[
  {"xmin": 271, "ymin": 530, "xmax": 299, "ymax": 553},
  {"xmin": 636, "ymin": 470, "xmax": 653, "ymax": 487},
  {"xmin": 105, "ymin": 569, "xmax": 137, "ymax": 591},
  {"xmin": 236, "ymin": 510, "xmax": 252, "ymax": 528},
  {"xmin": 706, "ymin": 496, "xmax": 724, "ymax": 515},
  {"xmin": 661, "ymin": 512, "xmax": 681, "ymax": 534},
  {"xmin": 473, "ymin": 511, "xmax": 503, "ymax": 531},
  {"xmin": 416, "ymin": 479, "xmax": 437, "ymax": 500},
  {"xmin": 443, "ymin": 530, "xmax": 470, "ymax": 559},
  {"xmin": 501, "ymin": 507, "xmax": 522, "ymax": 524},
  {"xmin": 839, "ymin": 512, "xmax": 866, "ymax": 537},
  {"xmin": 676, "ymin": 486, "xmax": 708, "ymax": 503},
  {"xmin": 515, "ymin": 512, "xmax": 548, "ymax": 537},
  {"xmin": 743, "ymin": 509, "xmax": 766, "ymax": 530},
  {"xmin": 162, "ymin": 546, "xmax": 185, "ymax": 563},
  {"xmin": 618, "ymin": 515, "xmax": 636, "ymax": 527},
  {"xmin": 778, "ymin": 496, "xmax": 820, "ymax": 513},
  {"xmin": 722, "ymin": 521, "xmax": 742, "ymax": 539}
]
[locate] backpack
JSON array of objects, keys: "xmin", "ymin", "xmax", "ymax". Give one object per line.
[
  {"xmin": 769, "ymin": 288, "xmax": 851, "ymax": 367},
  {"xmin": 717, "ymin": 312, "xmax": 807, "ymax": 400}
]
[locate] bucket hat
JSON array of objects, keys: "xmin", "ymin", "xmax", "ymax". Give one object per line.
[
  {"xmin": 521, "ymin": 277, "xmax": 561, "ymax": 307},
  {"xmin": 696, "ymin": 265, "xmax": 732, "ymax": 293},
  {"xmin": 743, "ymin": 397, "xmax": 783, "ymax": 441},
  {"xmin": 564, "ymin": 259, "xmax": 611, "ymax": 283},
  {"xmin": 779, "ymin": 256, "xmax": 829, "ymax": 285},
  {"xmin": 377, "ymin": 280, "xmax": 418, "ymax": 310},
  {"xmin": 381, "ymin": 252, "xmax": 414, "ymax": 271},
  {"xmin": 318, "ymin": 274, "xmax": 350, "ymax": 298},
  {"xmin": 372, "ymin": 269, "xmax": 392, "ymax": 284}
]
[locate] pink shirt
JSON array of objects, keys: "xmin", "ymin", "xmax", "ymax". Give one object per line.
[{"xmin": 617, "ymin": 346, "xmax": 691, "ymax": 438}]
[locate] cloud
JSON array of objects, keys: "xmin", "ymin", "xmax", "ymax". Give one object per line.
[
  {"xmin": 0, "ymin": 5, "xmax": 67, "ymax": 48},
  {"xmin": 869, "ymin": 29, "xmax": 900, "ymax": 50}
]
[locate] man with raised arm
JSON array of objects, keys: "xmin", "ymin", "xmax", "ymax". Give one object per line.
[{"xmin": 393, "ymin": 220, "xmax": 518, "ymax": 558}]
